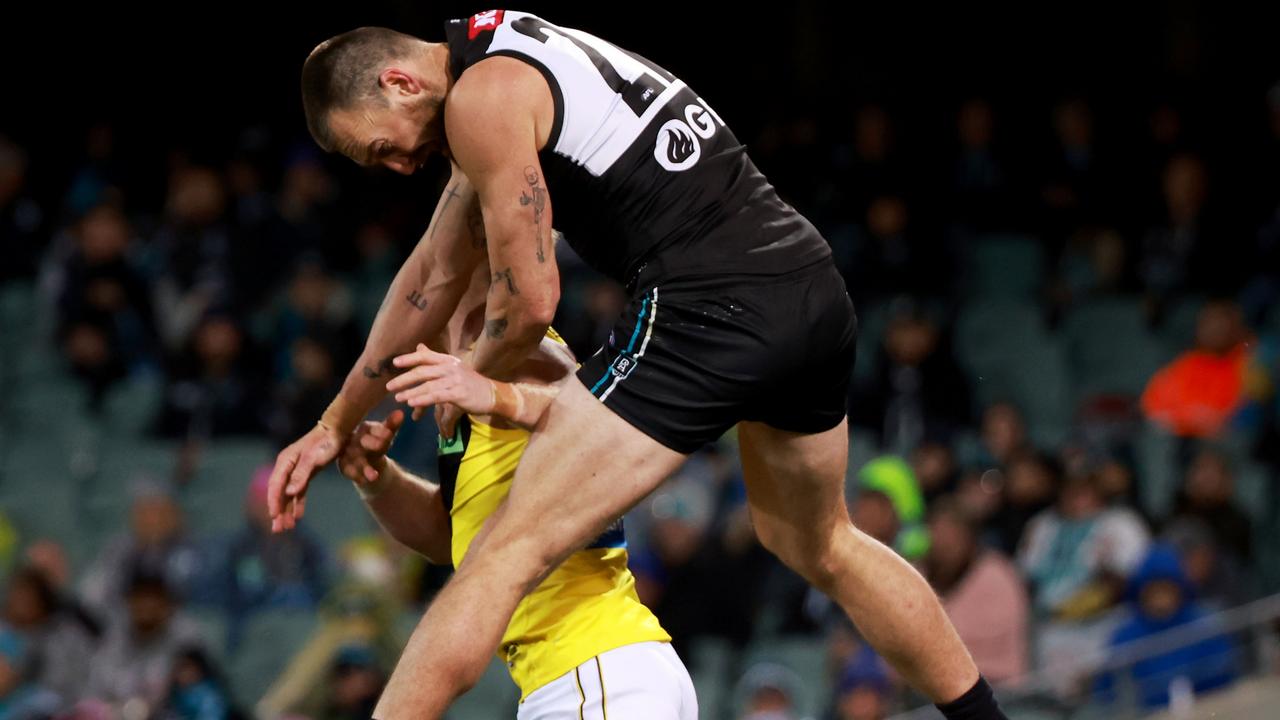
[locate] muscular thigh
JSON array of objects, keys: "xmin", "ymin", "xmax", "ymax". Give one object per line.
[
  {"xmin": 462, "ymin": 378, "xmax": 686, "ymax": 578},
  {"xmin": 737, "ymin": 418, "xmax": 851, "ymax": 537}
]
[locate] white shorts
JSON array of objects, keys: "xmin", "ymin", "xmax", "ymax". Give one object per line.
[{"xmin": 516, "ymin": 641, "xmax": 697, "ymax": 720}]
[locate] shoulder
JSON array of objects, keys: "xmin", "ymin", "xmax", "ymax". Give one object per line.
[{"xmin": 446, "ymin": 57, "xmax": 555, "ymax": 157}]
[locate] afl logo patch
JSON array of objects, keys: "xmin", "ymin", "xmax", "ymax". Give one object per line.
[{"xmin": 654, "ymin": 119, "xmax": 701, "ymax": 171}]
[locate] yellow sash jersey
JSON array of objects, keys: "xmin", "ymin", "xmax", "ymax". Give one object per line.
[{"xmin": 437, "ymin": 410, "xmax": 670, "ymax": 698}]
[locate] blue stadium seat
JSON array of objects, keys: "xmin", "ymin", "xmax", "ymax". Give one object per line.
[{"xmin": 1062, "ymin": 298, "xmax": 1170, "ymax": 399}]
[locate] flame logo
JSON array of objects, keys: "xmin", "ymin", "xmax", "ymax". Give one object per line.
[{"xmin": 665, "ymin": 127, "xmax": 696, "ymax": 164}]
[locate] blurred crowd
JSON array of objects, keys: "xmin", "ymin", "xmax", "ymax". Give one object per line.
[{"xmin": 2, "ymin": 74, "xmax": 1280, "ymax": 720}]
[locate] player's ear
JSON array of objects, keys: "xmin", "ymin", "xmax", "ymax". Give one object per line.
[{"xmin": 379, "ymin": 68, "xmax": 421, "ymax": 97}]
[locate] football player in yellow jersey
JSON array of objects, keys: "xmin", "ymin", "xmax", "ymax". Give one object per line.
[{"xmin": 336, "ymin": 328, "xmax": 697, "ymax": 720}]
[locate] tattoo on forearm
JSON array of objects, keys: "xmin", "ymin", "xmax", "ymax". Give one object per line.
[
  {"xmin": 406, "ymin": 290, "xmax": 429, "ymax": 311},
  {"xmin": 490, "ymin": 268, "xmax": 520, "ymax": 296},
  {"xmin": 430, "ymin": 184, "xmax": 462, "ymax": 240},
  {"xmin": 466, "ymin": 200, "xmax": 487, "ymax": 249},
  {"xmin": 486, "ymin": 318, "xmax": 509, "ymax": 339},
  {"xmin": 518, "ymin": 166, "xmax": 548, "ymax": 263},
  {"xmin": 362, "ymin": 354, "xmax": 397, "ymax": 379}
]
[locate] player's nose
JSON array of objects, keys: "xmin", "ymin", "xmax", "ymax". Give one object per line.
[{"xmin": 384, "ymin": 158, "xmax": 415, "ymax": 175}]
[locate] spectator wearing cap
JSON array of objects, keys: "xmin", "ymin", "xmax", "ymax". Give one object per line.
[
  {"xmin": 157, "ymin": 646, "xmax": 236, "ymax": 720},
  {"xmin": 857, "ymin": 456, "xmax": 928, "ymax": 560},
  {"xmin": 736, "ymin": 662, "xmax": 811, "ymax": 720},
  {"xmin": 319, "ymin": 644, "xmax": 384, "ymax": 720}
]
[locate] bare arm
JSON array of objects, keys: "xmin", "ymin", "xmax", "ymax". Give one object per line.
[
  {"xmin": 387, "ymin": 337, "xmax": 574, "ymax": 430},
  {"xmin": 267, "ymin": 162, "xmax": 487, "ymax": 531},
  {"xmin": 338, "ymin": 411, "xmax": 451, "ymax": 564},
  {"xmin": 446, "ymin": 58, "xmax": 561, "ymax": 383}
]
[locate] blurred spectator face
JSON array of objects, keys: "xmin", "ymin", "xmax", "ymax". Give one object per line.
[
  {"xmin": 1090, "ymin": 229, "xmax": 1126, "ymax": 287},
  {"xmin": 64, "ymin": 323, "xmax": 112, "ymax": 369},
  {"xmin": 3, "ymin": 570, "xmax": 54, "ymax": 628},
  {"xmin": 78, "ymin": 205, "xmax": 131, "ymax": 265},
  {"xmin": 866, "ymin": 195, "xmax": 908, "ymax": 239},
  {"xmin": 126, "ymin": 580, "xmax": 175, "ymax": 637},
  {"xmin": 132, "ymin": 493, "xmax": 183, "ymax": 546},
  {"xmin": 884, "ymin": 314, "xmax": 936, "ymax": 367},
  {"xmin": 1139, "ymin": 579, "xmax": 1184, "ymax": 621},
  {"xmin": 1053, "ymin": 99, "xmax": 1093, "ymax": 149},
  {"xmin": 956, "ymin": 470, "xmax": 1002, "ymax": 520},
  {"xmin": 911, "ymin": 442, "xmax": 955, "ymax": 496},
  {"xmin": 282, "ymin": 157, "xmax": 335, "ymax": 207},
  {"xmin": 1058, "ymin": 477, "xmax": 1103, "ymax": 520},
  {"xmin": 1095, "ymin": 459, "xmax": 1134, "ymax": 504},
  {"xmin": 837, "ymin": 686, "xmax": 887, "ymax": 720},
  {"xmin": 0, "ymin": 654, "xmax": 17, "ymax": 699},
  {"xmin": 854, "ymin": 105, "xmax": 891, "ymax": 162},
  {"xmin": 851, "ymin": 491, "xmax": 899, "ymax": 547},
  {"xmin": 650, "ymin": 481, "xmax": 712, "ymax": 567},
  {"xmin": 0, "ymin": 137, "xmax": 28, "ymax": 202},
  {"xmin": 166, "ymin": 167, "xmax": 227, "ymax": 226},
  {"xmin": 1184, "ymin": 450, "xmax": 1233, "ymax": 506},
  {"xmin": 926, "ymin": 506, "xmax": 976, "ymax": 579},
  {"xmin": 291, "ymin": 337, "xmax": 335, "ymax": 385},
  {"xmin": 330, "ymin": 646, "xmax": 383, "ymax": 713},
  {"xmin": 194, "ymin": 316, "xmax": 244, "ymax": 369},
  {"xmin": 23, "ymin": 541, "xmax": 71, "ymax": 590},
  {"xmin": 356, "ymin": 222, "xmax": 394, "ymax": 263},
  {"xmin": 1162, "ymin": 154, "xmax": 1206, "ymax": 223},
  {"xmin": 744, "ymin": 686, "xmax": 793, "ymax": 719},
  {"xmin": 1006, "ymin": 453, "xmax": 1057, "ymax": 508},
  {"xmin": 1193, "ymin": 301, "xmax": 1245, "ymax": 355},
  {"xmin": 958, "ymin": 99, "xmax": 994, "ymax": 150},
  {"xmin": 981, "ymin": 403, "xmax": 1026, "ymax": 465},
  {"xmin": 288, "ymin": 262, "xmax": 333, "ymax": 319},
  {"xmin": 1150, "ymin": 104, "xmax": 1183, "ymax": 146}
]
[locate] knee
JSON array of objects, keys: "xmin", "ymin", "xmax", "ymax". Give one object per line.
[{"xmin": 754, "ymin": 517, "xmax": 847, "ymax": 594}]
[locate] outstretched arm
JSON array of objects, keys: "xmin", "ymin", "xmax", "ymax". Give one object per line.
[
  {"xmin": 268, "ymin": 162, "xmax": 487, "ymax": 532},
  {"xmin": 338, "ymin": 410, "xmax": 452, "ymax": 563}
]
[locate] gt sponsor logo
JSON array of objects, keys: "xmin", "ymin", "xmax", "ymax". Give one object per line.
[
  {"xmin": 468, "ymin": 9, "xmax": 505, "ymax": 39},
  {"xmin": 654, "ymin": 99, "xmax": 723, "ymax": 171}
]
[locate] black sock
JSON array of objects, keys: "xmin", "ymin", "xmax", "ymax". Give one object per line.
[{"xmin": 935, "ymin": 676, "xmax": 1006, "ymax": 720}]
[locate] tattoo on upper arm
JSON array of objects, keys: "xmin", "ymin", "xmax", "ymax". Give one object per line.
[
  {"xmin": 466, "ymin": 200, "xmax": 487, "ymax": 249},
  {"xmin": 406, "ymin": 290, "xmax": 429, "ymax": 310},
  {"xmin": 490, "ymin": 268, "xmax": 520, "ymax": 296},
  {"xmin": 486, "ymin": 318, "xmax": 509, "ymax": 339},
  {"xmin": 430, "ymin": 184, "xmax": 463, "ymax": 241},
  {"xmin": 362, "ymin": 354, "xmax": 397, "ymax": 379},
  {"xmin": 518, "ymin": 166, "xmax": 548, "ymax": 263}
]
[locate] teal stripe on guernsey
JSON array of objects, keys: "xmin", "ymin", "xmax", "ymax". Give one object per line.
[{"xmin": 590, "ymin": 292, "xmax": 651, "ymax": 395}]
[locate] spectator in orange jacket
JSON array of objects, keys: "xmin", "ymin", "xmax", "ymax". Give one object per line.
[{"xmin": 1141, "ymin": 300, "xmax": 1251, "ymax": 437}]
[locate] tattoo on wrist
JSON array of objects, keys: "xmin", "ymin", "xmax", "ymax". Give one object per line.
[
  {"xmin": 486, "ymin": 318, "xmax": 509, "ymax": 339},
  {"xmin": 431, "ymin": 184, "xmax": 462, "ymax": 240},
  {"xmin": 490, "ymin": 268, "xmax": 520, "ymax": 296},
  {"xmin": 362, "ymin": 354, "xmax": 397, "ymax": 379},
  {"xmin": 406, "ymin": 290, "xmax": 429, "ymax": 311},
  {"xmin": 518, "ymin": 166, "xmax": 548, "ymax": 263}
]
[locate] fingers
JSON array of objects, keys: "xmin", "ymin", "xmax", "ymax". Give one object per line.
[
  {"xmin": 392, "ymin": 343, "xmax": 455, "ymax": 370},
  {"xmin": 364, "ymin": 463, "xmax": 380, "ymax": 482},
  {"xmin": 439, "ymin": 404, "xmax": 461, "ymax": 439},
  {"xmin": 384, "ymin": 409, "xmax": 406, "ymax": 433},
  {"xmin": 412, "ymin": 407, "xmax": 426, "ymax": 422},
  {"xmin": 267, "ymin": 449, "xmax": 299, "ymax": 521},
  {"xmin": 386, "ymin": 363, "xmax": 453, "ymax": 393}
]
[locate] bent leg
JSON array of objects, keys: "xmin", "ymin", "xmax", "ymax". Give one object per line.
[
  {"xmin": 375, "ymin": 378, "xmax": 686, "ymax": 719},
  {"xmin": 737, "ymin": 418, "xmax": 979, "ymax": 703}
]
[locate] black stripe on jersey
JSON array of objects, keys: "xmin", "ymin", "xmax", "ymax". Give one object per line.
[
  {"xmin": 486, "ymin": 50, "xmax": 566, "ymax": 151},
  {"xmin": 621, "ymin": 48, "xmax": 677, "ymax": 84}
]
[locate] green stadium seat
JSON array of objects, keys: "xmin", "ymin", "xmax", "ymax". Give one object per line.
[
  {"xmin": 967, "ymin": 235, "xmax": 1044, "ymax": 299},
  {"xmin": 450, "ymin": 657, "xmax": 520, "ymax": 720},
  {"xmin": 227, "ymin": 608, "xmax": 319, "ymax": 708},
  {"xmin": 852, "ymin": 301, "xmax": 891, "ymax": 385},
  {"xmin": 182, "ymin": 439, "xmax": 274, "ymax": 537},
  {"xmin": 1062, "ymin": 298, "xmax": 1170, "ymax": 399},
  {"xmin": 1134, "ymin": 422, "xmax": 1180, "ymax": 519},
  {"xmin": 298, "ymin": 467, "xmax": 376, "ymax": 545}
]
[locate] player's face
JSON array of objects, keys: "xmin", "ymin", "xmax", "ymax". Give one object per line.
[{"xmin": 329, "ymin": 92, "xmax": 446, "ymax": 176}]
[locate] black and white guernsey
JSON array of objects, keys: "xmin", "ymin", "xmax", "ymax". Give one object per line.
[{"xmin": 444, "ymin": 9, "xmax": 831, "ymax": 290}]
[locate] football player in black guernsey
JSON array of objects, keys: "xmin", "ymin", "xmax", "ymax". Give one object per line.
[{"xmin": 268, "ymin": 10, "xmax": 1006, "ymax": 720}]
